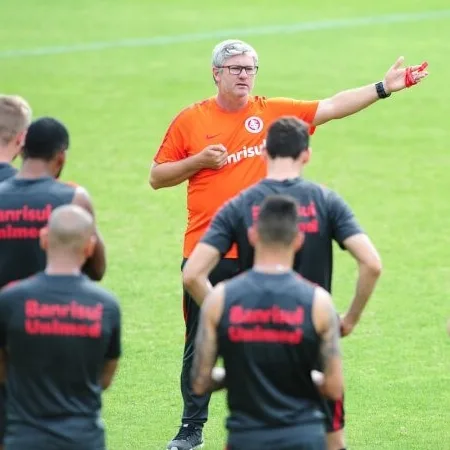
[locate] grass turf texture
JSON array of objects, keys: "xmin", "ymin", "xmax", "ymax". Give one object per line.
[{"xmin": 2, "ymin": 0, "xmax": 450, "ymax": 448}]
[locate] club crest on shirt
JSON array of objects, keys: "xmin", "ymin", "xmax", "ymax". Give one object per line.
[{"xmin": 244, "ymin": 116, "xmax": 264, "ymax": 134}]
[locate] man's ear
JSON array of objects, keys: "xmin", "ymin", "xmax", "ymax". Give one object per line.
[
  {"xmin": 40, "ymin": 226, "xmax": 49, "ymax": 251},
  {"xmin": 293, "ymin": 231, "xmax": 305, "ymax": 252},
  {"xmin": 84, "ymin": 235, "xmax": 97, "ymax": 259},
  {"xmin": 247, "ymin": 224, "xmax": 258, "ymax": 248},
  {"xmin": 301, "ymin": 147, "xmax": 312, "ymax": 165},
  {"xmin": 212, "ymin": 67, "xmax": 221, "ymax": 85}
]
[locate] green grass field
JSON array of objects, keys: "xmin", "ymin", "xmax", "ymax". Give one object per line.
[{"xmin": 2, "ymin": 1, "xmax": 450, "ymax": 449}]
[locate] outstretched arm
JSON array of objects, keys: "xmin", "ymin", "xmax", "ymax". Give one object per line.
[{"xmin": 313, "ymin": 57, "xmax": 428, "ymax": 126}]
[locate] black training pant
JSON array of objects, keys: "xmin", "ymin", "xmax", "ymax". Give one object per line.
[{"xmin": 180, "ymin": 258, "xmax": 240, "ymax": 426}]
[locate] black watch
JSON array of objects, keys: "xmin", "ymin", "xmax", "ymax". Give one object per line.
[{"xmin": 375, "ymin": 81, "xmax": 391, "ymax": 99}]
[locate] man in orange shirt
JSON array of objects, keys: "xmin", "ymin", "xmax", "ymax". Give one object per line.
[{"xmin": 149, "ymin": 39, "xmax": 428, "ymax": 450}]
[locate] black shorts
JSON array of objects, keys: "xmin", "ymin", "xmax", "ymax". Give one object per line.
[
  {"xmin": 323, "ymin": 396, "xmax": 345, "ymax": 433},
  {"xmin": 4, "ymin": 427, "xmax": 105, "ymax": 450},
  {"xmin": 0, "ymin": 385, "xmax": 5, "ymax": 444},
  {"xmin": 227, "ymin": 423, "xmax": 326, "ymax": 450}
]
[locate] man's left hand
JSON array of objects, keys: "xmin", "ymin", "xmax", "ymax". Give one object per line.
[{"xmin": 383, "ymin": 56, "xmax": 429, "ymax": 93}]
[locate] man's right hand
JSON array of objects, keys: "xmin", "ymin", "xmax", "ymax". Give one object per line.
[
  {"xmin": 339, "ymin": 313, "xmax": 357, "ymax": 338},
  {"xmin": 196, "ymin": 144, "xmax": 228, "ymax": 170}
]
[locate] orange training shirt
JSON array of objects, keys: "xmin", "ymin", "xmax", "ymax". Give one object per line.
[{"xmin": 154, "ymin": 96, "xmax": 319, "ymax": 259}]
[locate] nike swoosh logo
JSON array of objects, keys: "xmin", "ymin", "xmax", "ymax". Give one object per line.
[{"xmin": 206, "ymin": 134, "xmax": 220, "ymax": 139}]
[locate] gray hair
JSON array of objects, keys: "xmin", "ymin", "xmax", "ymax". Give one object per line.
[{"xmin": 211, "ymin": 39, "xmax": 259, "ymax": 67}]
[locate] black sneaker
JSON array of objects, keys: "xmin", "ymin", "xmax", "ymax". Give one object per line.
[{"xmin": 166, "ymin": 424, "xmax": 204, "ymax": 450}]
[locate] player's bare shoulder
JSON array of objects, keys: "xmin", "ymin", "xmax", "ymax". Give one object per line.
[
  {"xmin": 84, "ymin": 279, "xmax": 120, "ymax": 309},
  {"xmin": 311, "ymin": 285, "xmax": 335, "ymax": 336},
  {"xmin": 71, "ymin": 185, "xmax": 95, "ymax": 215}
]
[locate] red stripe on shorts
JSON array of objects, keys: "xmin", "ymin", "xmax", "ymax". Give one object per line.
[{"xmin": 333, "ymin": 397, "xmax": 344, "ymax": 431}]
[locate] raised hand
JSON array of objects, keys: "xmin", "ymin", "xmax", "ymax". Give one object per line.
[{"xmin": 383, "ymin": 56, "xmax": 429, "ymax": 93}]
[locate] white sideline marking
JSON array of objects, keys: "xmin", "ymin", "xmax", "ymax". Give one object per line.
[{"xmin": 0, "ymin": 9, "xmax": 449, "ymax": 59}]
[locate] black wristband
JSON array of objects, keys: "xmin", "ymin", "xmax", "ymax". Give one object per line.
[{"xmin": 375, "ymin": 81, "xmax": 391, "ymax": 99}]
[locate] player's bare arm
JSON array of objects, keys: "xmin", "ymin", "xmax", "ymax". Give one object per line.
[
  {"xmin": 183, "ymin": 243, "xmax": 221, "ymax": 306},
  {"xmin": 72, "ymin": 186, "xmax": 107, "ymax": 281},
  {"xmin": 312, "ymin": 288, "xmax": 344, "ymax": 400},
  {"xmin": 341, "ymin": 234, "xmax": 382, "ymax": 336},
  {"xmin": 150, "ymin": 156, "xmax": 208, "ymax": 189},
  {"xmin": 101, "ymin": 359, "xmax": 119, "ymax": 390},
  {"xmin": 150, "ymin": 160, "xmax": 201, "ymax": 189},
  {"xmin": 102, "ymin": 306, "xmax": 121, "ymax": 390},
  {"xmin": 313, "ymin": 57, "xmax": 429, "ymax": 126},
  {"xmin": 0, "ymin": 349, "xmax": 6, "ymax": 384},
  {"xmin": 191, "ymin": 283, "xmax": 226, "ymax": 395},
  {"xmin": 150, "ymin": 145, "xmax": 228, "ymax": 190}
]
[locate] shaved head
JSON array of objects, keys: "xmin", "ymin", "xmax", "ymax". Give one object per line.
[{"xmin": 47, "ymin": 204, "xmax": 95, "ymax": 252}]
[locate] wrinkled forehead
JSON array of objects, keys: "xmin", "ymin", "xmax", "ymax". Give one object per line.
[{"xmin": 222, "ymin": 53, "xmax": 257, "ymax": 67}]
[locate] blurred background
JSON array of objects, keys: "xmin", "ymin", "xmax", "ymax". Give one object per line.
[{"xmin": 2, "ymin": 1, "xmax": 449, "ymax": 448}]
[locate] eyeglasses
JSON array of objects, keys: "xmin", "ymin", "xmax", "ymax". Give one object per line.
[{"xmin": 217, "ymin": 65, "xmax": 259, "ymax": 75}]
